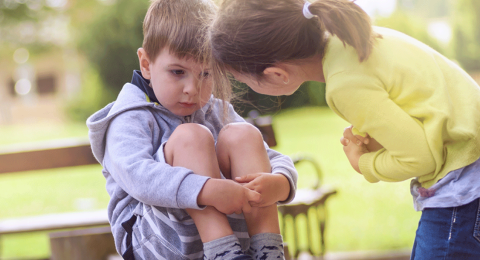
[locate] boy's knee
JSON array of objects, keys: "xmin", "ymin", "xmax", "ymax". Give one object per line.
[
  {"xmin": 168, "ymin": 123, "xmax": 214, "ymax": 148},
  {"xmin": 218, "ymin": 122, "xmax": 264, "ymax": 147}
]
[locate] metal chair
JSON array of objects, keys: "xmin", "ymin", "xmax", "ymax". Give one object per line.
[
  {"xmin": 278, "ymin": 154, "xmax": 337, "ymax": 260},
  {"xmin": 245, "ymin": 111, "xmax": 336, "ymax": 259}
]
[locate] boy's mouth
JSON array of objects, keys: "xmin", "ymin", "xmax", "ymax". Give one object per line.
[{"xmin": 179, "ymin": 102, "xmax": 196, "ymax": 108}]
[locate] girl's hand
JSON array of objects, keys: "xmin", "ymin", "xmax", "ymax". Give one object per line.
[
  {"xmin": 340, "ymin": 125, "xmax": 370, "ymax": 147},
  {"xmin": 198, "ymin": 179, "xmax": 261, "ymax": 215},
  {"xmin": 341, "ymin": 126, "xmax": 369, "ymax": 173},
  {"xmin": 235, "ymin": 173, "xmax": 290, "ymax": 207},
  {"xmin": 341, "ymin": 125, "xmax": 384, "ymax": 152}
]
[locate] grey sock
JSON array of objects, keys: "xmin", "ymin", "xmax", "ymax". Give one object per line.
[
  {"xmin": 203, "ymin": 234, "xmax": 244, "ymax": 260},
  {"xmin": 248, "ymin": 233, "xmax": 285, "ymax": 260}
]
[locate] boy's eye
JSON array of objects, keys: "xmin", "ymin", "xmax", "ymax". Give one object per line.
[
  {"xmin": 172, "ymin": 70, "xmax": 185, "ymax": 75},
  {"xmin": 201, "ymin": 71, "xmax": 210, "ymax": 77}
]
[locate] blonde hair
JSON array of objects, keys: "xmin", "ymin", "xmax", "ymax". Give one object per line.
[{"xmin": 209, "ymin": 0, "xmax": 380, "ymax": 80}]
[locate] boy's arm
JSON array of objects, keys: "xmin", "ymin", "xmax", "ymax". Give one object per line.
[
  {"xmin": 228, "ymin": 105, "xmax": 298, "ymax": 205},
  {"xmin": 197, "ymin": 178, "xmax": 261, "ymax": 215},
  {"xmin": 103, "ymin": 109, "xmax": 208, "ymax": 210}
]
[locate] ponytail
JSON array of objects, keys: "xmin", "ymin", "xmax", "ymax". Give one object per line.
[{"xmin": 308, "ymin": 0, "xmax": 380, "ymax": 62}]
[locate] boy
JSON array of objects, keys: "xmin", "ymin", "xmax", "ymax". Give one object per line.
[{"xmin": 87, "ymin": 0, "xmax": 297, "ymax": 259}]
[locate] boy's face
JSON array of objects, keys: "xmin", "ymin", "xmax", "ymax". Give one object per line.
[{"xmin": 138, "ymin": 47, "xmax": 212, "ymax": 117}]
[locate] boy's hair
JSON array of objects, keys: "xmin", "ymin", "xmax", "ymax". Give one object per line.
[
  {"xmin": 143, "ymin": 0, "xmax": 215, "ymax": 64},
  {"xmin": 209, "ymin": 0, "xmax": 380, "ymax": 78},
  {"xmin": 143, "ymin": 0, "xmax": 233, "ymax": 117}
]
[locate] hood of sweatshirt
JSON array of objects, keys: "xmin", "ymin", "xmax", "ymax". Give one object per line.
[{"xmin": 86, "ymin": 71, "xmax": 214, "ymax": 165}]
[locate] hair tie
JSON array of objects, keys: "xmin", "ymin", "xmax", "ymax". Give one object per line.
[{"xmin": 303, "ymin": 2, "xmax": 314, "ymax": 19}]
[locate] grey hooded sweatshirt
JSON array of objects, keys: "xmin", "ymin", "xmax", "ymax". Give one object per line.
[{"xmin": 87, "ymin": 78, "xmax": 297, "ymax": 258}]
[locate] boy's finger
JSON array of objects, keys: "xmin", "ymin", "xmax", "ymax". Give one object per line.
[
  {"xmin": 244, "ymin": 182, "xmax": 255, "ymax": 190},
  {"xmin": 247, "ymin": 190, "xmax": 261, "ymax": 202},
  {"xmin": 242, "ymin": 202, "xmax": 252, "ymax": 214},
  {"xmin": 235, "ymin": 174, "xmax": 257, "ymax": 183}
]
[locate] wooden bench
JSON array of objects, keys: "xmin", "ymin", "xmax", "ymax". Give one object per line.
[
  {"xmin": 0, "ymin": 115, "xmax": 336, "ymax": 260},
  {"xmin": 0, "ymin": 138, "xmax": 115, "ymax": 259}
]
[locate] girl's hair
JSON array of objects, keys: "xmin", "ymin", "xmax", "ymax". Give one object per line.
[{"xmin": 209, "ymin": 0, "xmax": 380, "ymax": 78}]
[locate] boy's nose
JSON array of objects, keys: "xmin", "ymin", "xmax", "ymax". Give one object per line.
[{"xmin": 184, "ymin": 78, "xmax": 199, "ymax": 95}]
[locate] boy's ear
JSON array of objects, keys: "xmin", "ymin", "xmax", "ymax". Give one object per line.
[
  {"xmin": 137, "ymin": 48, "xmax": 152, "ymax": 80},
  {"xmin": 263, "ymin": 66, "xmax": 290, "ymax": 85}
]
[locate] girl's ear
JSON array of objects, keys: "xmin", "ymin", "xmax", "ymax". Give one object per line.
[
  {"xmin": 137, "ymin": 48, "xmax": 152, "ymax": 79},
  {"xmin": 263, "ymin": 66, "xmax": 290, "ymax": 85}
]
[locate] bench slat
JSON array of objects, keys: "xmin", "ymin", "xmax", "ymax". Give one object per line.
[
  {"xmin": 0, "ymin": 139, "xmax": 98, "ymax": 174},
  {"xmin": 0, "ymin": 210, "xmax": 109, "ymax": 235}
]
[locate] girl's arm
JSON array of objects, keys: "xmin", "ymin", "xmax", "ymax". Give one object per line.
[{"xmin": 328, "ymin": 72, "xmax": 436, "ymax": 183}]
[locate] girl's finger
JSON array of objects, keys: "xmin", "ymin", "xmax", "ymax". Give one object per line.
[{"xmin": 340, "ymin": 137, "xmax": 350, "ymax": 146}]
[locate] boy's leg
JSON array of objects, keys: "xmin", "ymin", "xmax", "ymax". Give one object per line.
[
  {"xmin": 165, "ymin": 123, "xmax": 248, "ymax": 260},
  {"xmin": 216, "ymin": 122, "xmax": 285, "ymax": 259}
]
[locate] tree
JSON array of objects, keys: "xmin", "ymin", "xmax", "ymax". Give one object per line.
[
  {"xmin": 77, "ymin": 0, "xmax": 149, "ymax": 95},
  {"xmin": 396, "ymin": 0, "xmax": 451, "ymax": 18},
  {"xmin": 374, "ymin": 10, "xmax": 445, "ymax": 55},
  {"xmin": 450, "ymin": 0, "xmax": 480, "ymax": 71}
]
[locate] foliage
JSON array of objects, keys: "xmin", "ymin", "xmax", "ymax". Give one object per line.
[
  {"xmin": 374, "ymin": 10, "xmax": 445, "ymax": 55},
  {"xmin": 396, "ymin": 0, "xmax": 451, "ymax": 18},
  {"xmin": 64, "ymin": 68, "xmax": 116, "ymax": 122},
  {"xmin": 450, "ymin": 0, "xmax": 480, "ymax": 71},
  {"xmin": 233, "ymin": 81, "xmax": 327, "ymax": 117},
  {"xmin": 0, "ymin": 0, "xmax": 60, "ymax": 57},
  {"xmin": 77, "ymin": 0, "xmax": 149, "ymax": 97}
]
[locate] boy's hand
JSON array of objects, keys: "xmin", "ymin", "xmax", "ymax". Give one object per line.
[
  {"xmin": 235, "ymin": 173, "xmax": 290, "ymax": 207},
  {"xmin": 198, "ymin": 179, "xmax": 261, "ymax": 215}
]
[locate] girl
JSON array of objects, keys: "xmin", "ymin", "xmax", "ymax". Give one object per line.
[{"xmin": 208, "ymin": 0, "xmax": 480, "ymax": 259}]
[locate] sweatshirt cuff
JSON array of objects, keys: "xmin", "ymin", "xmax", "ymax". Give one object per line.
[
  {"xmin": 359, "ymin": 150, "xmax": 382, "ymax": 183},
  {"xmin": 273, "ymin": 168, "xmax": 296, "ymax": 205},
  {"xmin": 176, "ymin": 173, "xmax": 210, "ymax": 210}
]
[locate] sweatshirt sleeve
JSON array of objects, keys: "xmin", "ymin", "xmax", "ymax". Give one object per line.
[
  {"xmin": 103, "ymin": 108, "xmax": 209, "ymax": 210},
  {"xmin": 228, "ymin": 105, "xmax": 298, "ymax": 204},
  {"xmin": 327, "ymin": 72, "xmax": 436, "ymax": 183}
]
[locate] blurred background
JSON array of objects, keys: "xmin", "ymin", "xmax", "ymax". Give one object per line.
[
  {"xmin": 0, "ymin": 0, "xmax": 479, "ymax": 258},
  {"xmin": 1, "ymin": 0, "xmax": 480, "ymax": 124}
]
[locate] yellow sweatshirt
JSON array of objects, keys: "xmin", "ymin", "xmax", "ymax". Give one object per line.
[{"xmin": 323, "ymin": 27, "xmax": 480, "ymax": 188}]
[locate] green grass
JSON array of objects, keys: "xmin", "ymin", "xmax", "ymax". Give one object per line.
[
  {"xmin": 272, "ymin": 107, "xmax": 420, "ymax": 253},
  {"xmin": 0, "ymin": 108, "xmax": 420, "ymax": 258}
]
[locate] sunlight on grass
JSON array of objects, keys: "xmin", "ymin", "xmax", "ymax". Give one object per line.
[{"xmin": 0, "ymin": 107, "xmax": 420, "ymax": 258}]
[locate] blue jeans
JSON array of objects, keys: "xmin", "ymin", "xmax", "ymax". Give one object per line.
[{"xmin": 411, "ymin": 198, "xmax": 480, "ymax": 259}]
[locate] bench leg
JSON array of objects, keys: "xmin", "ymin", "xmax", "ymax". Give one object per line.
[{"xmin": 49, "ymin": 227, "xmax": 117, "ymax": 260}]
